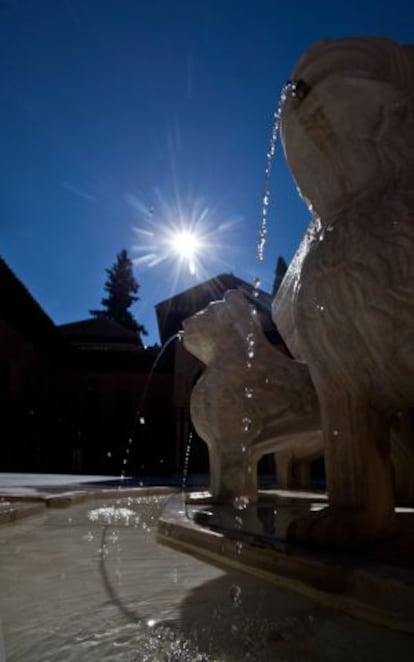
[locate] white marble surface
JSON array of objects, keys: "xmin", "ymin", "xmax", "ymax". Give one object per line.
[{"xmin": 0, "ymin": 473, "xmax": 121, "ymax": 489}]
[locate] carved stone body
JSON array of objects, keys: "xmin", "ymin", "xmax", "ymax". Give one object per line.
[
  {"xmin": 275, "ymin": 37, "xmax": 414, "ymax": 544},
  {"xmin": 183, "ymin": 291, "xmax": 319, "ymax": 502}
]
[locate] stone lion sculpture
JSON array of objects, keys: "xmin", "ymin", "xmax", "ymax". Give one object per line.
[
  {"xmin": 274, "ymin": 36, "xmax": 414, "ymax": 545},
  {"xmin": 183, "ymin": 290, "xmax": 320, "ymax": 502}
]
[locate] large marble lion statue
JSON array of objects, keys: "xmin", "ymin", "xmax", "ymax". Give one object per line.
[
  {"xmin": 183, "ymin": 290, "xmax": 320, "ymax": 502},
  {"xmin": 274, "ymin": 36, "xmax": 414, "ymax": 545}
]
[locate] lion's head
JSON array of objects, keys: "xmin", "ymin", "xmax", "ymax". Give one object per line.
[
  {"xmin": 280, "ymin": 37, "xmax": 414, "ymax": 222},
  {"xmin": 182, "ymin": 290, "xmax": 263, "ymax": 365}
]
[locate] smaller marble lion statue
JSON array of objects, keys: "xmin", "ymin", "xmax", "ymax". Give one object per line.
[{"xmin": 183, "ymin": 290, "xmax": 320, "ymax": 502}]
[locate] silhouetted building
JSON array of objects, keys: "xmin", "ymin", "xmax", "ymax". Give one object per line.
[
  {"xmin": 0, "ymin": 256, "xmax": 174, "ymax": 476},
  {"xmin": 0, "ymin": 256, "xmax": 66, "ymax": 470},
  {"xmin": 58, "ymin": 317, "xmax": 175, "ymax": 475}
]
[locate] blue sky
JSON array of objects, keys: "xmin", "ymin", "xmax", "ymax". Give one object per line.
[{"xmin": 1, "ymin": 0, "xmax": 412, "ymax": 344}]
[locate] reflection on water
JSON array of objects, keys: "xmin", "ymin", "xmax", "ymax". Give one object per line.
[{"xmin": 0, "ymin": 496, "xmax": 413, "ymax": 661}]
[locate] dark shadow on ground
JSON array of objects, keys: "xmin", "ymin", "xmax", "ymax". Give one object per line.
[{"xmin": 175, "ymin": 570, "xmax": 414, "ymax": 662}]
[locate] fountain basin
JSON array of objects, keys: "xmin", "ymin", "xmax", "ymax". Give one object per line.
[
  {"xmin": 1, "ymin": 475, "xmax": 414, "ymax": 660},
  {"xmin": 158, "ymin": 493, "xmax": 414, "ymax": 637}
]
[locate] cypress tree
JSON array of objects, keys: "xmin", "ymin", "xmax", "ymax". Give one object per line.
[{"xmin": 90, "ymin": 249, "xmax": 147, "ymax": 342}]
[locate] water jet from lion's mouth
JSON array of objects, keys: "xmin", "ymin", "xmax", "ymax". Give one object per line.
[{"xmin": 257, "ymin": 78, "xmax": 309, "ymax": 263}]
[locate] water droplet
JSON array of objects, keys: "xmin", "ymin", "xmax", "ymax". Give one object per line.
[
  {"xmin": 246, "ymin": 332, "xmax": 254, "ymax": 344},
  {"xmin": 83, "ymin": 531, "xmax": 94, "ymax": 542},
  {"xmin": 248, "ymin": 348, "xmax": 255, "ymax": 359},
  {"xmin": 233, "ymin": 495, "xmax": 250, "ymax": 510},
  {"xmin": 332, "ymin": 430, "xmax": 339, "ymax": 437},
  {"xmin": 108, "ymin": 531, "xmax": 119, "ymax": 544},
  {"xmin": 234, "ymin": 515, "xmax": 243, "ymax": 529},
  {"xmin": 139, "ymin": 417, "xmax": 146, "ymax": 425},
  {"xmin": 229, "ymin": 584, "xmax": 242, "ymax": 607},
  {"xmin": 147, "ymin": 619, "xmax": 156, "ymax": 628},
  {"xmin": 241, "ymin": 444, "xmax": 247, "ymax": 453},
  {"xmin": 107, "ymin": 451, "xmax": 112, "ymax": 458},
  {"xmin": 128, "ymin": 437, "xmax": 133, "ymax": 445},
  {"xmin": 242, "ymin": 417, "xmax": 252, "ymax": 432},
  {"xmin": 235, "ymin": 541, "xmax": 243, "ymax": 555},
  {"xmin": 98, "ymin": 544, "xmax": 109, "ymax": 559},
  {"xmin": 244, "ymin": 386, "xmax": 254, "ymax": 399}
]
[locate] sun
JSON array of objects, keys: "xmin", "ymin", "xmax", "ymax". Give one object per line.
[
  {"xmin": 130, "ymin": 189, "xmax": 240, "ymax": 285},
  {"xmin": 169, "ymin": 230, "xmax": 201, "ymax": 274}
]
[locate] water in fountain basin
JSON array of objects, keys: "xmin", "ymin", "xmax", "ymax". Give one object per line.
[{"xmin": 1, "ymin": 496, "xmax": 413, "ymax": 661}]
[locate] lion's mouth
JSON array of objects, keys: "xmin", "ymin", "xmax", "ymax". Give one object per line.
[{"xmin": 283, "ymin": 78, "xmax": 310, "ymax": 101}]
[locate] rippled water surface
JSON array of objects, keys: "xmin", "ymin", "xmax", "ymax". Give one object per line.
[{"xmin": 0, "ymin": 495, "xmax": 413, "ymax": 661}]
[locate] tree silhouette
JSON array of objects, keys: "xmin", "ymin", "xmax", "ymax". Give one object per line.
[{"xmin": 90, "ymin": 249, "xmax": 147, "ymax": 342}]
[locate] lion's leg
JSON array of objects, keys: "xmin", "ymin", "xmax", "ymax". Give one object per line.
[
  {"xmin": 209, "ymin": 449, "xmax": 257, "ymax": 504},
  {"xmin": 296, "ymin": 460, "xmax": 312, "ymax": 490},
  {"xmin": 275, "ymin": 450, "xmax": 294, "ymax": 489},
  {"xmin": 288, "ymin": 393, "xmax": 396, "ymax": 546}
]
